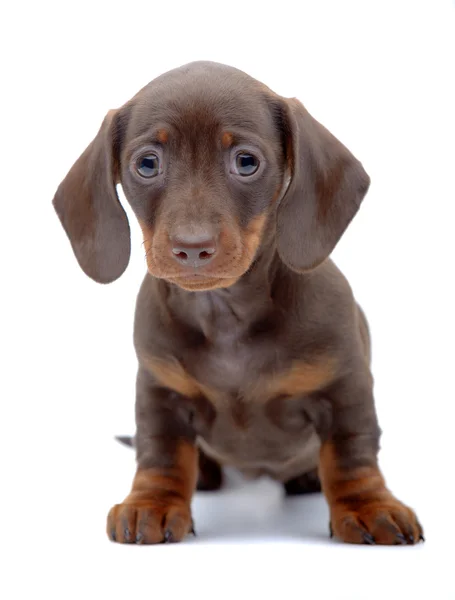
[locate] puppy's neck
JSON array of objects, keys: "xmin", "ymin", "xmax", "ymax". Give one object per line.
[{"xmin": 165, "ymin": 237, "xmax": 283, "ymax": 337}]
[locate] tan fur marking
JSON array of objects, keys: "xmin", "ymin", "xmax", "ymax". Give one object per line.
[
  {"xmin": 131, "ymin": 442, "xmax": 198, "ymax": 503},
  {"xmin": 144, "ymin": 357, "xmax": 202, "ymax": 398},
  {"xmin": 138, "ymin": 210, "xmax": 268, "ymax": 292},
  {"xmin": 107, "ymin": 441, "xmax": 197, "ymax": 543},
  {"xmin": 319, "ymin": 442, "xmax": 385, "ymax": 505},
  {"xmin": 144, "ymin": 354, "xmax": 335, "ymax": 407},
  {"xmin": 167, "ymin": 275, "xmax": 240, "ymax": 292},
  {"xmin": 138, "ymin": 220, "xmax": 154, "ymax": 260},
  {"xmin": 264, "ymin": 357, "xmax": 337, "ymax": 398},
  {"xmin": 317, "ymin": 441, "xmax": 423, "ymax": 544},
  {"xmin": 143, "ymin": 355, "xmax": 221, "ymax": 404},
  {"xmin": 157, "ymin": 129, "xmax": 169, "ymax": 143},
  {"xmin": 272, "ymin": 188, "xmax": 281, "ymax": 202},
  {"xmin": 243, "ymin": 213, "xmax": 268, "ymax": 259},
  {"xmin": 221, "ymin": 131, "xmax": 234, "ymax": 148},
  {"xmin": 167, "ymin": 214, "xmax": 268, "ymax": 291}
]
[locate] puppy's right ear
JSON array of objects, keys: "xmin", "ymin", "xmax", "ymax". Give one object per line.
[{"xmin": 52, "ymin": 109, "xmax": 131, "ymax": 284}]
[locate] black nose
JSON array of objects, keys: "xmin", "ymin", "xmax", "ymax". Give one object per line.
[{"xmin": 171, "ymin": 233, "xmax": 217, "ymax": 267}]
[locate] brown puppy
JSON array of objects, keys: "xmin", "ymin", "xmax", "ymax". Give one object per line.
[{"xmin": 53, "ymin": 61, "xmax": 423, "ymax": 546}]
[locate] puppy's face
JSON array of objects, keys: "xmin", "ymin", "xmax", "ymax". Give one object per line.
[
  {"xmin": 120, "ymin": 67, "xmax": 286, "ymax": 291},
  {"xmin": 52, "ymin": 61, "xmax": 370, "ymax": 289}
]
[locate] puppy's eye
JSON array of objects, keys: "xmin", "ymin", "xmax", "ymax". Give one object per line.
[
  {"xmin": 232, "ymin": 153, "xmax": 259, "ymax": 176},
  {"xmin": 136, "ymin": 154, "xmax": 160, "ymax": 178}
]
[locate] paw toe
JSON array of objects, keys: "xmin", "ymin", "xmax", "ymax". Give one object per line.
[{"xmin": 107, "ymin": 501, "xmax": 192, "ymax": 545}]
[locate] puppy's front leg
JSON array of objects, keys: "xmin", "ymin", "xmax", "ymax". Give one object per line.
[
  {"xmin": 319, "ymin": 372, "xmax": 424, "ymax": 545},
  {"xmin": 107, "ymin": 368, "xmax": 197, "ymax": 544}
]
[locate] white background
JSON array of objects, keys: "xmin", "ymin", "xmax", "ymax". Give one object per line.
[{"xmin": 1, "ymin": 1, "xmax": 455, "ymax": 598}]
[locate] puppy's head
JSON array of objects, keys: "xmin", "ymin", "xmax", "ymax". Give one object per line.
[{"xmin": 53, "ymin": 61, "xmax": 369, "ymax": 291}]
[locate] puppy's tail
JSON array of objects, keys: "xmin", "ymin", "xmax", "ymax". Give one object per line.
[{"xmin": 115, "ymin": 435, "xmax": 135, "ymax": 448}]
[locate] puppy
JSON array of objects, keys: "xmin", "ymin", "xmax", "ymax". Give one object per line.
[{"xmin": 53, "ymin": 61, "xmax": 423, "ymax": 545}]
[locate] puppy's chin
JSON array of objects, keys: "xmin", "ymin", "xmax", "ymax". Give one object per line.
[
  {"xmin": 146, "ymin": 264, "xmax": 244, "ymax": 291},
  {"xmin": 165, "ymin": 275, "xmax": 240, "ymax": 292}
]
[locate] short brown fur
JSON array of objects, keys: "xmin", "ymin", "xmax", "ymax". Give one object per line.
[{"xmin": 52, "ymin": 61, "xmax": 423, "ymax": 546}]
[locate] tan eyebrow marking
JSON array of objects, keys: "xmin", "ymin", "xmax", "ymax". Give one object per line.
[
  {"xmin": 221, "ymin": 132, "xmax": 234, "ymax": 148},
  {"xmin": 157, "ymin": 129, "xmax": 169, "ymax": 143}
]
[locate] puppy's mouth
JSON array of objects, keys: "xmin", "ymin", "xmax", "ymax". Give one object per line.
[{"xmin": 145, "ymin": 254, "xmax": 245, "ymax": 291}]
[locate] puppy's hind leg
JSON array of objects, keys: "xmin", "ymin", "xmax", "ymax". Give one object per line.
[
  {"xmin": 197, "ymin": 448, "xmax": 223, "ymax": 492},
  {"xmin": 283, "ymin": 468, "xmax": 322, "ymax": 496}
]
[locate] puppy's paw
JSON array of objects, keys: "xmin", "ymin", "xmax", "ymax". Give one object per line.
[
  {"xmin": 107, "ymin": 496, "xmax": 193, "ymax": 544},
  {"xmin": 329, "ymin": 495, "xmax": 424, "ymax": 545}
]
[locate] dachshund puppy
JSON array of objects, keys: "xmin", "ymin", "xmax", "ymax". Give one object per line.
[{"xmin": 53, "ymin": 61, "xmax": 423, "ymax": 545}]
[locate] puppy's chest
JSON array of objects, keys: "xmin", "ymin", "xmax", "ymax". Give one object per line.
[
  {"xmin": 182, "ymin": 326, "xmax": 285, "ymax": 442},
  {"xmin": 181, "ymin": 320, "xmax": 326, "ymax": 478},
  {"xmin": 185, "ymin": 306, "xmax": 279, "ymax": 401},
  {"xmin": 151, "ymin": 294, "xmax": 335, "ymax": 440},
  {"xmin": 179, "ymin": 299, "xmax": 334, "ymax": 408}
]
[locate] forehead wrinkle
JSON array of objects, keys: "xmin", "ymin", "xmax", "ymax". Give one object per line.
[{"xmin": 131, "ymin": 80, "xmax": 271, "ymax": 136}]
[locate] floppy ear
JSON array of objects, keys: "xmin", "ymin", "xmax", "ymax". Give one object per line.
[
  {"xmin": 276, "ymin": 98, "xmax": 370, "ymax": 272},
  {"xmin": 52, "ymin": 109, "xmax": 130, "ymax": 284}
]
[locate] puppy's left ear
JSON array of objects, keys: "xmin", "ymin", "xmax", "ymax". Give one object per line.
[{"xmin": 276, "ymin": 98, "xmax": 370, "ymax": 272}]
